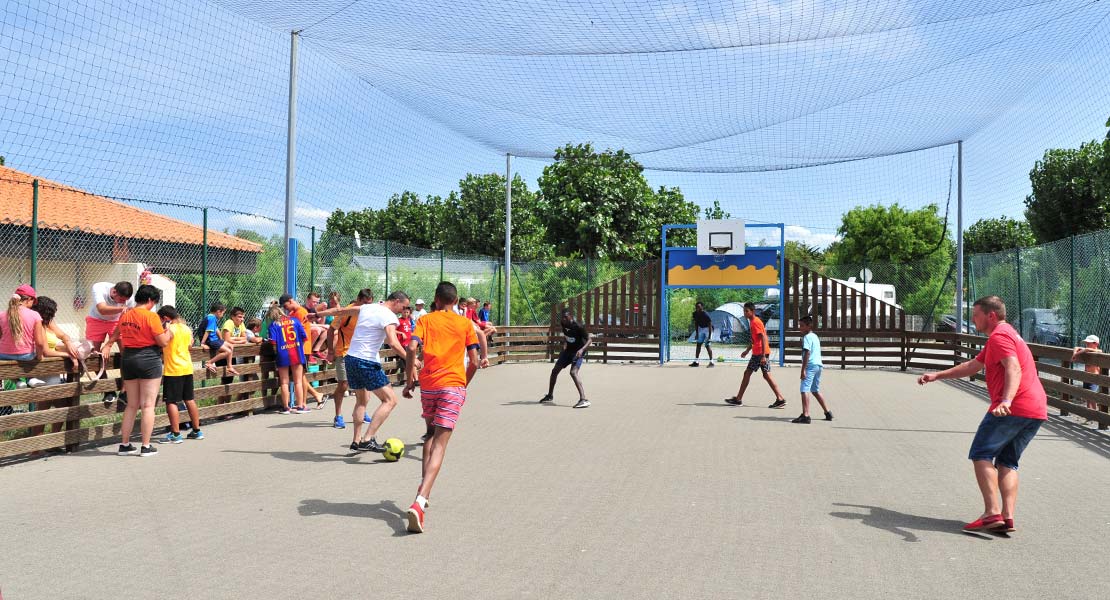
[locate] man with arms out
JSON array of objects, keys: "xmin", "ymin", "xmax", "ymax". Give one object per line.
[
  {"xmin": 539, "ymin": 308, "xmax": 592, "ymax": 408},
  {"xmin": 402, "ymin": 281, "xmax": 485, "ymax": 533},
  {"xmin": 318, "ymin": 291, "xmax": 411, "ymax": 452},
  {"xmin": 918, "ymin": 296, "xmax": 1048, "ymax": 533},
  {"xmin": 86, "ymin": 281, "xmax": 135, "ymax": 403},
  {"xmin": 791, "ymin": 316, "xmax": 833, "ymax": 424},
  {"xmin": 325, "ymin": 288, "xmax": 374, "ymax": 429},
  {"xmin": 689, "ymin": 301, "xmax": 714, "ymax": 368},
  {"xmin": 727, "ymin": 302, "xmax": 786, "ymax": 407}
]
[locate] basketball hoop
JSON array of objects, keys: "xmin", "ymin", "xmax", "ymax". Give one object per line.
[{"xmin": 711, "ymin": 248, "xmax": 728, "ymax": 263}]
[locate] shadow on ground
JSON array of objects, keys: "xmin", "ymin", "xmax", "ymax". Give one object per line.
[
  {"xmin": 298, "ymin": 498, "xmax": 409, "ymax": 536},
  {"xmin": 830, "ymin": 503, "xmax": 994, "ymax": 542}
]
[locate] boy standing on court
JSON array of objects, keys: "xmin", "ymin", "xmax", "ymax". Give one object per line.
[
  {"xmin": 727, "ymin": 302, "xmax": 786, "ymax": 407},
  {"xmin": 539, "ymin": 308, "xmax": 592, "ymax": 408},
  {"xmin": 689, "ymin": 301, "xmax": 714, "ymax": 367},
  {"xmin": 402, "ymin": 282, "xmax": 483, "ymax": 533},
  {"xmin": 792, "ymin": 316, "xmax": 833, "ymax": 424}
]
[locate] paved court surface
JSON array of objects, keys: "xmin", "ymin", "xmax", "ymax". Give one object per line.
[{"xmin": 2, "ymin": 363, "xmax": 1109, "ymax": 599}]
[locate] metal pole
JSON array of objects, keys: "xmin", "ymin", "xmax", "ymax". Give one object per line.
[
  {"xmin": 309, "ymin": 225, "xmax": 316, "ymax": 293},
  {"xmin": 956, "ymin": 140, "xmax": 964, "ymax": 334},
  {"xmin": 1070, "ymin": 235, "xmax": 1076, "ymax": 346},
  {"xmin": 439, "ymin": 248, "xmax": 445, "ymax": 282},
  {"xmin": 1015, "ymin": 248, "xmax": 1023, "ymax": 335},
  {"xmin": 284, "ymin": 30, "xmax": 300, "ymax": 296},
  {"xmin": 384, "ymin": 239, "xmax": 391, "ymax": 296},
  {"xmin": 202, "ymin": 207, "xmax": 209, "ymax": 316},
  {"xmin": 504, "ymin": 153, "xmax": 512, "ymax": 328},
  {"xmin": 30, "ymin": 179, "xmax": 39, "ymax": 287}
]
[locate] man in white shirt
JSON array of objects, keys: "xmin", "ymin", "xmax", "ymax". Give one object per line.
[
  {"xmin": 412, "ymin": 299, "xmax": 428, "ymax": 321},
  {"xmin": 85, "ymin": 281, "xmax": 135, "ymax": 403},
  {"xmin": 318, "ymin": 291, "xmax": 412, "ymax": 453}
]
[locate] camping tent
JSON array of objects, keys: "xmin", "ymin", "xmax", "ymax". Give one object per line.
[{"xmin": 686, "ymin": 302, "xmax": 748, "ymax": 344}]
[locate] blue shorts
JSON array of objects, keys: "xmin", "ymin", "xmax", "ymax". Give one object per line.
[
  {"xmin": 968, "ymin": 413, "xmax": 1043, "ymax": 470},
  {"xmin": 801, "ymin": 364, "xmax": 822, "ymax": 393},
  {"xmin": 746, "ymin": 354, "xmax": 771, "ymax": 374},
  {"xmin": 344, "ymin": 355, "xmax": 389, "ymax": 391},
  {"xmin": 555, "ymin": 347, "xmax": 584, "ymax": 370},
  {"xmin": 695, "ymin": 327, "xmax": 711, "ymax": 345}
]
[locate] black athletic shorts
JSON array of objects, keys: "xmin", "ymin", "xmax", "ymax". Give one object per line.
[
  {"xmin": 121, "ymin": 346, "xmax": 163, "ymax": 380},
  {"xmin": 162, "ymin": 374, "xmax": 195, "ymax": 403}
]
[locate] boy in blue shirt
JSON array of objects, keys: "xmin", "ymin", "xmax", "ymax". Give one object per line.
[
  {"xmin": 202, "ymin": 302, "xmax": 239, "ymax": 376},
  {"xmin": 792, "ymin": 316, "xmax": 833, "ymax": 424}
]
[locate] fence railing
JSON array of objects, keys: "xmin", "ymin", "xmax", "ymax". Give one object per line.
[{"xmin": 0, "ymin": 326, "xmax": 556, "ymax": 461}]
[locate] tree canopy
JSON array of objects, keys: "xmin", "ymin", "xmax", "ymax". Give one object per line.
[
  {"xmin": 1025, "ymin": 118, "xmax": 1110, "ymax": 243},
  {"xmin": 963, "ymin": 216, "xmax": 1036, "ymax": 254}
]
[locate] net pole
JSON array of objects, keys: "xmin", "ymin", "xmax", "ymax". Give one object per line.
[
  {"xmin": 202, "ymin": 207, "xmax": 209, "ymax": 317},
  {"xmin": 30, "ymin": 179, "xmax": 39, "ymax": 287},
  {"xmin": 956, "ymin": 140, "xmax": 964, "ymax": 334},
  {"xmin": 504, "ymin": 153, "xmax": 512, "ymax": 328},
  {"xmin": 283, "ymin": 30, "xmax": 300, "ymax": 296}
]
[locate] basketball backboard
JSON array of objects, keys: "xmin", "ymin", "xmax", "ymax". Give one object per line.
[{"xmin": 696, "ymin": 219, "xmax": 745, "ymax": 256}]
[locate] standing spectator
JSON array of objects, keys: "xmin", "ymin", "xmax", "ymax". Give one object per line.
[
  {"xmin": 918, "ymin": 296, "xmax": 1048, "ymax": 533},
  {"xmin": 157, "ymin": 306, "xmax": 203, "ymax": 443},
  {"xmin": 85, "ymin": 281, "xmax": 134, "ymax": 403},
  {"xmin": 325, "ymin": 288, "xmax": 374, "ymax": 429},
  {"xmin": 1071, "ymin": 335, "xmax": 1102, "ymax": 411},
  {"xmin": 0, "ymin": 285, "xmax": 45, "ymax": 361},
  {"xmin": 269, "ymin": 303, "xmax": 308, "ymax": 414},
  {"xmin": 281, "ymin": 294, "xmax": 326, "ymax": 407},
  {"xmin": 107, "ymin": 285, "xmax": 172, "ymax": 457},
  {"xmin": 689, "ymin": 301, "xmax": 714, "ymax": 368},
  {"xmin": 412, "ymin": 299, "xmax": 428, "ymax": 321}
]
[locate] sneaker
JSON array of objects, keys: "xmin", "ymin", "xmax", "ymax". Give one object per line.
[
  {"xmin": 768, "ymin": 399, "xmax": 787, "ymax": 409},
  {"xmin": 159, "ymin": 432, "xmax": 184, "ymax": 444},
  {"xmin": 1003, "ymin": 518, "xmax": 1015, "ymax": 532},
  {"xmin": 27, "ymin": 377, "xmax": 46, "ymax": 388},
  {"xmin": 725, "ymin": 397, "xmax": 742, "ymax": 405},
  {"xmin": 139, "ymin": 445, "xmax": 158, "ymax": 458},
  {"xmin": 406, "ymin": 502, "xmax": 425, "ymax": 533},
  {"xmin": 573, "ymin": 399, "xmax": 591, "ymax": 409},
  {"xmin": 103, "ymin": 392, "xmax": 118, "ymax": 404},
  {"xmin": 333, "ymin": 415, "xmax": 346, "ymax": 429},
  {"xmin": 364, "ymin": 437, "xmax": 385, "ymax": 452},
  {"xmin": 707, "ymin": 362, "xmax": 715, "ymax": 368},
  {"xmin": 963, "ymin": 514, "xmax": 1004, "ymax": 532},
  {"xmin": 349, "ymin": 441, "xmax": 364, "ymax": 452},
  {"xmin": 363, "ymin": 412, "xmax": 372, "ymax": 424},
  {"xmin": 824, "ymin": 411, "xmax": 834, "ymax": 421},
  {"xmin": 277, "ymin": 409, "xmax": 291, "ymax": 415},
  {"xmin": 186, "ymin": 429, "xmax": 205, "ymax": 440},
  {"xmin": 117, "ymin": 443, "xmax": 140, "ymax": 456},
  {"xmin": 539, "ymin": 394, "xmax": 553, "ymax": 403},
  {"xmin": 689, "ymin": 361, "xmax": 699, "ymax": 367},
  {"xmin": 421, "ymin": 432, "xmax": 431, "ymax": 442},
  {"xmin": 791, "ymin": 414, "xmax": 811, "ymax": 424}
]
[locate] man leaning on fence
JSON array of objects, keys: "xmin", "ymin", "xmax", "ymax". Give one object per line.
[
  {"xmin": 917, "ymin": 295, "xmax": 1048, "ymax": 534},
  {"xmin": 86, "ymin": 281, "xmax": 135, "ymax": 403}
]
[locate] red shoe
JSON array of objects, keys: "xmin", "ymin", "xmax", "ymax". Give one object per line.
[
  {"xmin": 406, "ymin": 502, "xmax": 425, "ymax": 533},
  {"xmin": 963, "ymin": 514, "xmax": 1004, "ymax": 532},
  {"xmin": 1003, "ymin": 518, "xmax": 1015, "ymax": 532}
]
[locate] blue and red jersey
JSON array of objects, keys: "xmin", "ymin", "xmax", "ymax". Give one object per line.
[{"xmin": 269, "ymin": 315, "xmax": 307, "ymax": 368}]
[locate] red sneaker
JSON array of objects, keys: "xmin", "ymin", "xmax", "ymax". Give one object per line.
[
  {"xmin": 406, "ymin": 502, "xmax": 425, "ymax": 533},
  {"xmin": 1003, "ymin": 518, "xmax": 1015, "ymax": 532},
  {"xmin": 963, "ymin": 514, "xmax": 1004, "ymax": 532}
]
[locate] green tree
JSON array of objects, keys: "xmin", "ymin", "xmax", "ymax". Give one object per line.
[
  {"xmin": 1025, "ymin": 119, "xmax": 1110, "ymax": 243},
  {"xmin": 538, "ymin": 143, "xmax": 662, "ymax": 259},
  {"xmin": 785, "ymin": 241, "xmax": 824, "ymax": 268},
  {"xmin": 964, "ymin": 217, "xmax": 1036, "ymax": 254},
  {"xmin": 445, "ymin": 173, "xmax": 548, "ymax": 260}
]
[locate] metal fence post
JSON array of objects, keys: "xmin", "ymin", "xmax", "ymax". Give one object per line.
[
  {"xmin": 1014, "ymin": 247, "xmax": 1022, "ymax": 336},
  {"xmin": 309, "ymin": 225, "xmax": 316, "ymax": 293},
  {"xmin": 439, "ymin": 248, "xmax": 445, "ymax": 283},
  {"xmin": 1070, "ymin": 235, "xmax": 1076, "ymax": 346},
  {"xmin": 384, "ymin": 239, "xmax": 391, "ymax": 296},
  {"xmin": 30, "ymin": 179, "xmax": 39, "ymax": 287},
  {"xmin": 202, "ymin": 207, "xmax": 209, "ymax": 315}
]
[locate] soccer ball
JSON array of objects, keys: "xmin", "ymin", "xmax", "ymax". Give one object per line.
[{"xmin": 382, "ymin": 438, "xmax": 405, "ymax": 462}]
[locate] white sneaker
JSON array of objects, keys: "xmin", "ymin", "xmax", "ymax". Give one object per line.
[
  {"xmin": 27, "ymin": 378, "xmax": 47, "ymax": 388},
  {"xmin": 573, "ymin": 399, "xmax": 591, "ymax": 409}
]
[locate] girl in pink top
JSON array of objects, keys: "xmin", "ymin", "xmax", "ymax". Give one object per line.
[{"xmin": 0, "ymin": 285, "xmax": 45, "ymax": 361}]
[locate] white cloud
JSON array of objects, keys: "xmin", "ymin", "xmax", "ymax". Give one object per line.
[
  {"xmin": 295, "ymin": 205, "xmax": 332, "ymax": 222},
  {"xmin": 229, "ymin": 213, "xmax": 282, "ymax": 231},
  {"xmin": 785, "ymin": 225, "xmax": 839, "ymax": 249}
]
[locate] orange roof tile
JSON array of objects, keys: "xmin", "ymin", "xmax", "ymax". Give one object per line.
[{"xmin": 0, "ymin": 165, "xmax": 262, "ymax": 253}]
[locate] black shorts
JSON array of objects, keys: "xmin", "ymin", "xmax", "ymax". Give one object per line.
[
  {"xmin": 555, "ymin": 347, "xmax": 585, "ymax": 370},
  {"xmin": 746, "ymin": 354, "xmax": 771, "ymax": 374},
  {"xmin": 162, "ymin": 374, "xmax": 195, "ymax": 403},
  {"xmin": 121, "ymin": 346, "xmax": 163, "ymax": 380}
]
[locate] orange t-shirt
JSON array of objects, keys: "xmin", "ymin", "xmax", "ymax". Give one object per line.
[
  {"xmin": 749, "ymin": 316, "xmax": 767, "ymax": 355},
  {"xmin": 291, "ymin": 306, "xmax": 311, "ymax": 347},
  {"xmin": 412, "ymin": 310, "xmax": 479, "ymax": 390},
  {"xmin": 118, "ymin": 307, "xmax": 165, "ymax": 348},
  {"xmin": 330, "ymin": 303, "xmax": 358, "ymax": 357}
]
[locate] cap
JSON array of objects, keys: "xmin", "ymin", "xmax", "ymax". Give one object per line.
[
  {"xmin": 415, "ymin": 299, "xmax": 425, "ymax": 305},
  {"xmin": 14, "ymin": 284, "xmax": 36, "ymax": 299},
  {"xmin": 1084, "ymin": 334, "xmax": 1100, "ymax": 344}
]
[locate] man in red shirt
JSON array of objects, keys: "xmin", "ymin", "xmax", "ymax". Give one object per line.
[
  {"xmin": 918, "ymin": 295, "xmax": 1047, "ymax": 533},
  {"xmin": 726, "ymin": 302, "xmax": 786, "ymax": 407}
]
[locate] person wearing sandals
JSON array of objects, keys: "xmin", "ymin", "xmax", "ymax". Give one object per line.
[
  {"xmin": 539, "ymin": 308, "xmax": 592, "ymax": 408},
  {"xmin": 106, "ymin": 285, "xmax": 173, "ymax": 457}
]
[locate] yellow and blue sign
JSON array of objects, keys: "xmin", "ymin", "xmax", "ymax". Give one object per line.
[{"xmin": 666, "ymin": 249, "xmax": 779, "ymax": 286}]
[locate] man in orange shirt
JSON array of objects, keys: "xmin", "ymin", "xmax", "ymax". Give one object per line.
[
  {"xmin": 281, "ymin": 294, "xmax": 326, "ymax": 408},
  {"xmin": 402, "ymin": 281, "xmax": 488, "ymax": 533},
  {"xmin": 325, "ymin": 288, "xmax": 374, "ymax": 429},
  {"xmin": 726, "ymin": 302, "xmax": 786, "ymax": 407}
]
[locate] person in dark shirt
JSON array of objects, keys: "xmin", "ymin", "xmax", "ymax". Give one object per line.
[
  {"xmin": 690, "ymin": 301, "xmax": 715, "ymax": 367},
  {"xmin": 539, "ymin": 308, "xmax": 592, "ymax": 408}
]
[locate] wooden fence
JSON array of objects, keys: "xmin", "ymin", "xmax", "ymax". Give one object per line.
[
  {"xmin": 0, "ymin": 326, "xmax": 555, "ymax": 460},
  {"xmin": 552, "ymin": 260, "xmax": 661, "ymax": 363},
  {"xmin": 782, "ymin": 259, "xmax": 904, "ymax": 333}
]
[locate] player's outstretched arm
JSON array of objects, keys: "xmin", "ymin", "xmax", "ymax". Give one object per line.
[
  {"xmin": 917, "ymin": 359, "xmax": 983, "ymax": 385},
  {"xmin": 314, "ymin": 305, "xmax": 360, "ymax": 319}
]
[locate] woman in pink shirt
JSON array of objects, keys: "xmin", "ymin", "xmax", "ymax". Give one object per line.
[{"xmin": 0, "ymin": 284, "xmax": 45, "ymax": 361}]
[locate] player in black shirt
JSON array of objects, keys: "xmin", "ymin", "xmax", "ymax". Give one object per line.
[
  {"xmin": 690, "ymin": 301, "xmax": 715, "ymax": 367},
  {"xmin": 539, "ymin": 308, "xmax": 592, "ymax": 408}
]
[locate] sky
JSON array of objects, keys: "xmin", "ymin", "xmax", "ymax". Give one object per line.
[{"xmin": 2, "ymin": 0, "xmax": 1110, "ymax": 249}]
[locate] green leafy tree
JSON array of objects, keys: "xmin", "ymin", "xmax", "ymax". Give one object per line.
[
  {"xmin": 785, "ymin": 241, "xmax": 824, "ymax": 268},
  {"xmin": 653, "ymin": 185, "xmax": 700, "ymax": 249},
  {"xmin": 1025, "ymin": 119, "xmax": 1110, "ymax": 243},
  {"xmin": 446, "ymin": 173, "xmax": 549, "ymax": 260},
  {"xmin": 964, "ymin": 217, "xmax": 1036, "ymax": 254}
]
